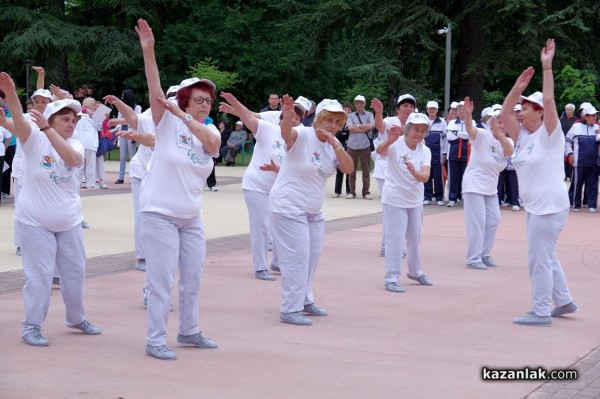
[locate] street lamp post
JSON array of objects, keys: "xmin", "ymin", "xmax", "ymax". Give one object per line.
[
  {"xmin": 25, "ymin": 59, "xmax": 31, "ymax": 99},
  {"xmin": 437, "ymin": 23, "xmax": 452, "ymax": 117}
]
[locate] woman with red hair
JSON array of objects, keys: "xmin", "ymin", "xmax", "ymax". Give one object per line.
[
  {"xmin": 500, "ymin": 39, "xmax": 578, "ymax": 327},
  {"xmin": 136, "ymin": 19, "xmax": 221, "ymax": 359}
]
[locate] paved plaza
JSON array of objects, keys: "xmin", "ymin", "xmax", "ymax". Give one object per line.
[{"xmin": 1, "ymin": 162, "xmax": 600, "ymax": 398}]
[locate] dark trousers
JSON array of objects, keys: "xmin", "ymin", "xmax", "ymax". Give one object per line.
[
  {"xmin": 347, "ymin": 147, "xmax": 371, "ymax": 197},
  {"xmin": 206, "ymin": 158, "xmax": 217, "ymax": 188},
  {"xmin": 334, "ymin": 168, "xmax": 350, "ymax": 195},
  {"xmin": 424, "ymin": 163, "xmax": 443, "ymax": 201},
  {"xmin": 2, "ymin": 144, "xmax": 15, "ymax": 195},
  {"xmin": 497, "ymin": 169, "xmax": 519, "ymax": 205},
  {"xmin": 447, "ymin": 159, "xmax": 467, "ymax": 202},
  {"xmin": 573, "ymin": 164, "xmax": 599, "ymax": 209}
]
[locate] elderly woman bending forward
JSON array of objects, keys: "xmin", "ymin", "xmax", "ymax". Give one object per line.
[{"xmin": 377, "ymin": 112, "xmax": 434, "ymax": 293}]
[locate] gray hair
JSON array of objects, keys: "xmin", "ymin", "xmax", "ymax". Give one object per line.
[{"xmin": 565, "ymin": 103, "xmax": 575, "ymax": 111}]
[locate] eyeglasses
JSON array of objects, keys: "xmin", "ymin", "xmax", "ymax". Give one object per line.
[{"xmin": 192, "ymin": 96, "xmax": 212, "ymax": 105}]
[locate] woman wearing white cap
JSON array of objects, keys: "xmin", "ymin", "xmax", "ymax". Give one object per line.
[
  {"xmin": 565, "ymin": 105, "xmax": 599, "ymax": 212},
  {"xmin": 270, "ymin": 95, "xmax": 353, "ymax": 325},
  {"xmin": 500, "ymin": 39, "xmax": 577, "ymax": 327},
  {"xmin": 376, "ymin": 112, "xmax": 434, "ymax": 292},
  {"xmin": 0, "ymin": 72, "xmax": 102, "ymax": 346},
  {"xmin": 218, "ymin": 92, "xmax": 309, "ymax": 281},
  {"xmin": 136, "ymin": 19, "xmax": 220, "ymax": 359},
  {"xmin": 461, "ymin": 97, "xmax": 513, "ymax": 270}
]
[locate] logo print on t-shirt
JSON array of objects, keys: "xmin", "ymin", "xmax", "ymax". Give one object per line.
[
  {"xmin": 40, "ymin": 155, "xmax": 55, "ymax": 170},
  {"xmin": 178, "ymin": 133, "xmax": 192, "ymax": 148},
  {"xmin": 489, "ymin": 144, "xmax": 498, "ymax": 154},
  {"xmin": 311, "ymin": 151, "xmax": 321, "ymax": 165}
]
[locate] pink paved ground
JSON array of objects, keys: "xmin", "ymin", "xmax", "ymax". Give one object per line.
[{"xmin": 1, "ymin": 208, "xmax": 599, "ymax": 398}]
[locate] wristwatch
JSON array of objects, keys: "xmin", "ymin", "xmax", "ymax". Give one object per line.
[{"xmin": 183, "ymin": 114, "xmax": 193, "ymax": 124}]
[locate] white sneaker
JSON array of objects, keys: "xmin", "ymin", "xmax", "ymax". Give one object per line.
[
  {"xmin": 423, "ymin": 200, "xmax": 431, "ymax": 205},
  {"xmin": 331, "ymin": 193, "xmax": 340, "ymax": 198},
  {"xmin": 363, "ymin": 194, "xmax": 372, "ymax": 200},
  {"xmin": 501, "ymin": 202, "xmax": 510, "ymax": 207},
  {"xmin": 437, "ymin": 201, "xmax": 445, "ymax": 206},
  {"xmin": 512, "ymin": 205, "xmax": 520, "ymax": 211},
  {"xmin": 99, "ymin": 181, "xmax": 108, "ymax": 189},
  {"xmin": 590, "ymin": 208, "xmax": 597, "ymax": 213},
  {"xmin": 345, "ymin": 193, "xmax": 355, "ymax": 199},
  {"xmin": 447, "ymin": 201, "xmax": 456, "ymax": 208}
]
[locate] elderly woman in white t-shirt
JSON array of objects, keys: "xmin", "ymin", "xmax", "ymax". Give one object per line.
[
  {"xmin": 219, "ymin": 92, "xmax": 310, "ymax": 282},
  {"xmin": 500, "ymin": 39, "xmax": 577, "ymax": 327},
  {"xmin": 0, "ymin": 73, "xmax": 102, "ymax": 347},
  {"xmin": 376, "ymin": 112, "xmax": 434, "ymax": 293},
  {"xmin": 270, "ymin": 95, "xmax": 353, "ymax": 326},
  {"xmin": 136, "ymin": 19, "xmax": 221, "ymax": 360},
  {"xmin": 462, "ymin": 97, "xmax": 513, "ymax": 270}
]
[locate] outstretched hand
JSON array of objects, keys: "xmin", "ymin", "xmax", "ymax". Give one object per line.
[
  {"xmin": 388, "ymin": 125, "xmax": 403, "ymax": 142},
  {"xmin": 0, "ymin": 72, "xmax": 16, "ymax": 93},
  {"xmin": 463, "ymin": 96, "xmax": 474, "ymax": 115},
  {"xmin": 135, "ymin": 19, "xmax": 155, "ymax": 49},
  {"xmin": 259, "ymin": 159, "xmax": 280, "ymax": 173},
  {"xmin": 157, "ymin": 97, "xmax": 184, "ymax": 118},
  {"xmin": 32, "ymin": 66, "xmax": 45, "ymax": 75},
  {"xmin": 29, "ymin": 110, "xmax": 49, "ymax": 131},
  {"xmin": 218, "ymin": 92, "xmax": 239, "ymax": 115},
  {"xmin": 280, "ymin": 94, "xmax": 295, "ymax": 120},
  {"xmin": 370, "ymin": 98, "xmax": 383, "ymax": 114},
  {"xmin": 514, "ymin": 67, "xmax": 535, "ymax": 93},
  {"xmin": 103, "ymin": 95, "xmax": 120, "ymax": 105},
  {"xmin": 541, "ymin": 38, "xmax": 555, "ymax": 70}
]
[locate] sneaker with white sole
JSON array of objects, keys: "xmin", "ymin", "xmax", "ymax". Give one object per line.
[
  {"xmin": 437, "ymin": 200, "xmax": 445, "ymax": 206},
  {"xmin": 363, "ymin": 194, "xmax": 373, "ymax": 200},
  {"xmin": 481, "ymin": 256, "xmax": 498, "ymax": 267},
  {"xmin": 551, "ymin": 302, "xmax": 579, "ymax": 317},
  {"xmin": 512, "ymin": 205, "xmax": 520, "ymax": 211},
  {"xmin": 385, "ymin": 282, "xmax": 405, "ymax": 293},
  {"xmin": 303, "ymin": 303, "xmax": 328, "ymax": 316},
  {"xmin": 590, "ymin": 208, "xmax": 597, "ymax": 213},
  {"xmin": 467, "ymin": 262, "xmax": 487, "ymax": 270},
  {"xmin": 407, "ymin": 273, "xmax": 433, "ymax": 286},
  {"xmin": 345, "ymin": 193, "xmax": 355, "ymax": 199},
  {"xmin": 573, "ymin": 208, "xmax": 580, "ymax": 212},
  {"xmin": 447, "ymin": 201, "xmax": 456, "ymax": 207},
  {"xmin": 177, "ymin": 332, "xmax": 218, "ymax": 348},
  {"xmin": 209, "ymin": 186, "xmax": 218, "ymax": 192},
  {"xmin": 513, "ymin": 313, "xmax": 551, "ymax": 326},
  {"xmin": 69, "ymin": 320, "xmax": 101, "ymax": 335},
  {"xmin": 423, "ymin": 200, "xmax": 431, "ymax": 205},
  {"xmin": 280, "ymin": 311, "xmax": 312, "ymax": 326},
  {"xmin": 255, "ymin": 270, "xmax": 275, "ymax": 281},
  {"xmin": 146, "ymin": 344, "xmax": 177, "ymax": 360},
  {"xmin": 22, "ymin": 329, "xmax": 49, "ymax": 347},
  {"xmin": 99, "ymin": 181, "xmax": 108, "ymax": 189},
  {"xmin": 331, "ymin": 193, "xmax": 340, "ymax": 198}
]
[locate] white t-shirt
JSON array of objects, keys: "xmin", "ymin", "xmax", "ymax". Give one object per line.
[
  {"xmin": 260, "ymin": 111, "xmax": 282, "ymax": 126},
  {"xmin": 74, "ymin": 114, "xmax": 100, "ymax": 151},
  {"xmin": 242, "ymin": 119, "xmax": 286, "ymax": 193},
  {"xmin": 139, "ymin": 112, "xmax": 219, "ymax": 219},
  {"xmin": 15, "ymin": 127, "xmax": 84, "ymax": 231},
  {"xmin": 11, "ymin": 139, "xmax": 24, "ymax": 180},
  {"xmin": 129, "ymin": 113, "xmax": 155, "ymax": 180},
  {"xmin": 0, "ymin": 127, "xmax": 12, "ymax": 157},
  {"xmin": 269, "ymin": 126, "xmax": 338, "ymax": 214},
  {"xmin": 382, "ymin": 136, "xmax": 431, "ymax": 208},
  {"xmin": 512, "ymin": 123, "xmax": 569, "ymax": 215},
  {"xmin": 462, "ymin": 128, "xmax": 512, "ymax": 195},
  {"xmin": 374, "ymin": 116, "xmax": 403, "ymax": 180}
]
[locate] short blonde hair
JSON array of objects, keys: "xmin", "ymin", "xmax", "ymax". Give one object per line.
[
  {"xmin": 82, "ymin": 97, "xmax": 96, "ymax": 109},
  {"xmin": 313, "ymin": 110, "xmax": 347, "ymax": 132}
]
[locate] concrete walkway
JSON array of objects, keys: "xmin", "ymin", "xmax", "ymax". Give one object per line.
[{"xmin": 1, "ymin": 161, "xmax": 599, "ymax": 398}]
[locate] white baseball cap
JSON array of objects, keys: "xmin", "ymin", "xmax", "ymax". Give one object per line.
[
  {"xmin": 450, "ymin": 101, "xmax": 459, "ymax": 109},
  {"xmin": 31, "ymin": 89, "xmax": 52, "ymax": 101},
  {"xmin": 294, "ymin": 96, "xmax": 312, "ymax": 113},
  {"xmin": 457, "ymin": 101, "xmax": 465, "ymax": 107},
  {"xmin": 579, "ymin": 102, "xmax": 592, "ymax": 113},
  {"xmin": 354, "ymin": 95, "xmax": 366, "ymax": 103},
  {"xmin": 426, "ymin": 101, "xmax": 439, "ymax": 109},
  {"xmin": 520, "ymin": 91, "xmax": 544, "ymax": 109},
  {"xmin": 492, "ymin": 104, "xmax": 502, "ymax": 112},
  {"xmin": 397, "ymin": 94, "xmax": 416, "ymax": 106},
  {"xmin": 316, "ymin": 99, "xmax": 345, "ymax": 116},
  {"xmin": 514, "ymin": 103, "xmax": 522, "ymax": 112},
  {"xmin": 178, "ymin": 77, "xmax": 216, "ymax": 92},
  {"xmin": 583, "ymin": 105, "xmax": 598, "ymax": 115},
  {"xmin": 166, "ymin": 85, "xmax": 180, "ymax": 96},
  {"xmin": 235, "ymin": 120, "xmax": 243, "ymax": 126},
  {"xmin": 406, "ymin": 112, "xmax": 429, "ymax": 125},
  {"xmin": 481, "ymin": 107, "xmax": 493, "ymax": 119},
  {"xmin": 43, "ymin": 99, "xmax": 82, "ymax": 120}
]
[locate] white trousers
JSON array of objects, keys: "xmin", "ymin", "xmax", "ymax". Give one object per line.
[
  {"xmin": 95, "ymin": 155, "xmax": 105, "ymax": 181},
  {"xmin": 376, "ymin": 177, "xmax": 386, "ymax": 252},
  {"xmin": 141, "ymin": 212, "xmax": 205, "ymax": 347},
  {"xmin": 383, "ymin": 204, "xmax": 423, "ymax": 283},
  {"xmin": 463, "ymin": 192, "xmax": 500, "ymax": 265},
  {"xmin": 525, "ymin": 209, "xmax": 573, "ymax": 316},
  {"xmin": 244, "ymin": 189, "xmax": 278, "ymax": 271},
  {"xmin": 271, "ymin": 212, "xmax": 324, "ymax": 313},
  {"xmin": 13, "ymin": 176, "xmax": 23, "ymax": 247},
  {"xmin": 131, "ymin": 176, "xmax": 144, "ymax": 260},
  {"xmin": 83, "ymin": 149, "xmax": 97, "ymax": 188},
  {"xmin": 19, "ymin": 221, "xmax": 87, "ymax": 336}
]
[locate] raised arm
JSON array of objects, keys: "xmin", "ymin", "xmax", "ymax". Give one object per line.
[
  {"xmin": 463, "ymin": 97, "xmax": 478, "ymax": 140},
  {"xmin": 219, "ymin": 92, "xmax": 259, "ymax": 133},
  {"xmin": 135, "ymin": 19, "xmax": 165, "ymax": 125},
  {"xmin": 280, "ymin": 94, "xmax": 298, "ymax": 149},
  {"xmin": 500, "ymin": 67, "xmax": 534, "ymax": 142},
  {"xmin": 104, "ymin": 95, "xmax": 138, "ymax": 129},
  {"xmin": 371, "ymin": 98, "xmax": 385, "ymax": 134},
  {"xmin": 376, "ymin": 125, "xmax": 402, "ymax": 156},
  {"xmin": 490, "ymin": 118, "xmax": 514, "ymax": 157},
  {"xmin": 32, "ymin": 66, "xmax": 45, "ymax": 90},
  {"xmin": 541, "ymin": 39, "xmax": 559, "ymax": 135},
  {"xmin": 0, "ymin": 72, "xmax": 31, "ymax": 142},
  {"xmin": 30, "ymin": 109, "xmax": 82, "ymax": 167}
]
